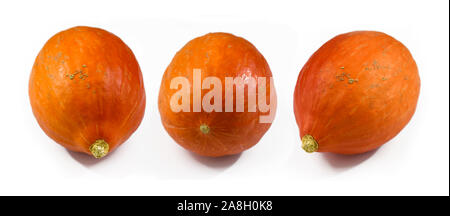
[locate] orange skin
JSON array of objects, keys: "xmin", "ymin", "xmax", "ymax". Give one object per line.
[
  {"xmin": 29, "ymin": 26, "xmax": 146, "ymax": 157},
  {"xmin": 294, "ymin": 31, "xmax": 420, "ymax": 155},
  {"xmin": 158, "ymin": 33, "xmax": 276, "ymax": 157}
]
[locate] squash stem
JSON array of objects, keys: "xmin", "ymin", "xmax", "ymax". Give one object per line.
[
  {"xmin": 199, "ymin": 124, "xmax": 210, "ymax": 134},
  {"xmin": 301, "ymin": 135, "xmax": 318, "ymax": 153},
  {"xmin": 89, "ymin": 139, "xmax": 109, "ymax": 158}
]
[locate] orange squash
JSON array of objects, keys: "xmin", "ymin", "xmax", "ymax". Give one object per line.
[
  {"xmin": 29, "ymin": 26, "xmax": 146, "ymax": 158},
  {"xmin": 294, "ymin": 31, "xmax": 420, "ymax": 154},
  {"xmin": 158, "ymin": 33, "xmax": 276, "ymax": 157}
]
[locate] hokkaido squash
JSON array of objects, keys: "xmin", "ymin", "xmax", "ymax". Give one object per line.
[
  {"xmin": 29, "ymin": 26, "xmax": 146, "ymax": 158},
  {"xmin": 294, "ymin": 31, "xmax": 420, "ymax": 155},
  {"xmin": 158, "ymin": 33, "xmax": 276, "ymax": 157}
]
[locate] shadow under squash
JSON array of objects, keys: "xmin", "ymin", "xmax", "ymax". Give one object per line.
[
  {"xmin": 190, "ymin": 152, "xmax": 242, "ymax": 169},
  {"xmin": 322, "ymin": 148, "xmax": 379, "ymax": 170},
  {"xmin": 67, "ymin": 149, "xmax": 115, "ymax": 167}
]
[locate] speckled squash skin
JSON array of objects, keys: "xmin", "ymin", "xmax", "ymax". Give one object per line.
[
  {"xmin": 294, "ymin": 31, "xmax": 420, "ymax": 155},
  {"xmin": 158, "ymin": 33, "xmax": 276, "ymax": 157},
  {"xmin": 29, "ymin": 26, "xmax": 146, "ymax": 158}
]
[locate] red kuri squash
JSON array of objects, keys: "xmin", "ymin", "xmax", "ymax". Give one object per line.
[
  {"xmin": 158, "ymin": 33, "xmax": 276, "ymax": 157},
  {"xmin": 29, "ymin": 26, "xmax": 146, "ymax": 158},
  {"xmin": 294, "ymin": 31, "xmax": 420, "ymax": 154}
]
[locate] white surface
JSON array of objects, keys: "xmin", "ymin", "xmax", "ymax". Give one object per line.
[{"xmin": 0, "ymin": 0, "xmax": 448, "ymax": 196}]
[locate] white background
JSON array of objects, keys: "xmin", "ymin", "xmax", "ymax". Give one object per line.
[{"xmin": 0, "ymin": 0, "xmax": 448, "ymax": 196}]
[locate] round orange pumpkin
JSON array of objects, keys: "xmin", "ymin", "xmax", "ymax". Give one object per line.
[
  {"xmin": 158, "ymin": 33, "xmax": 276, "ymax": 157},
  {"xmin": 29, "ymin": 26, "xmax": 146, "ymax": 158},
  {"xmin": 294, "ymin": 31, "xmax": 420, "ymax": 155}
]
